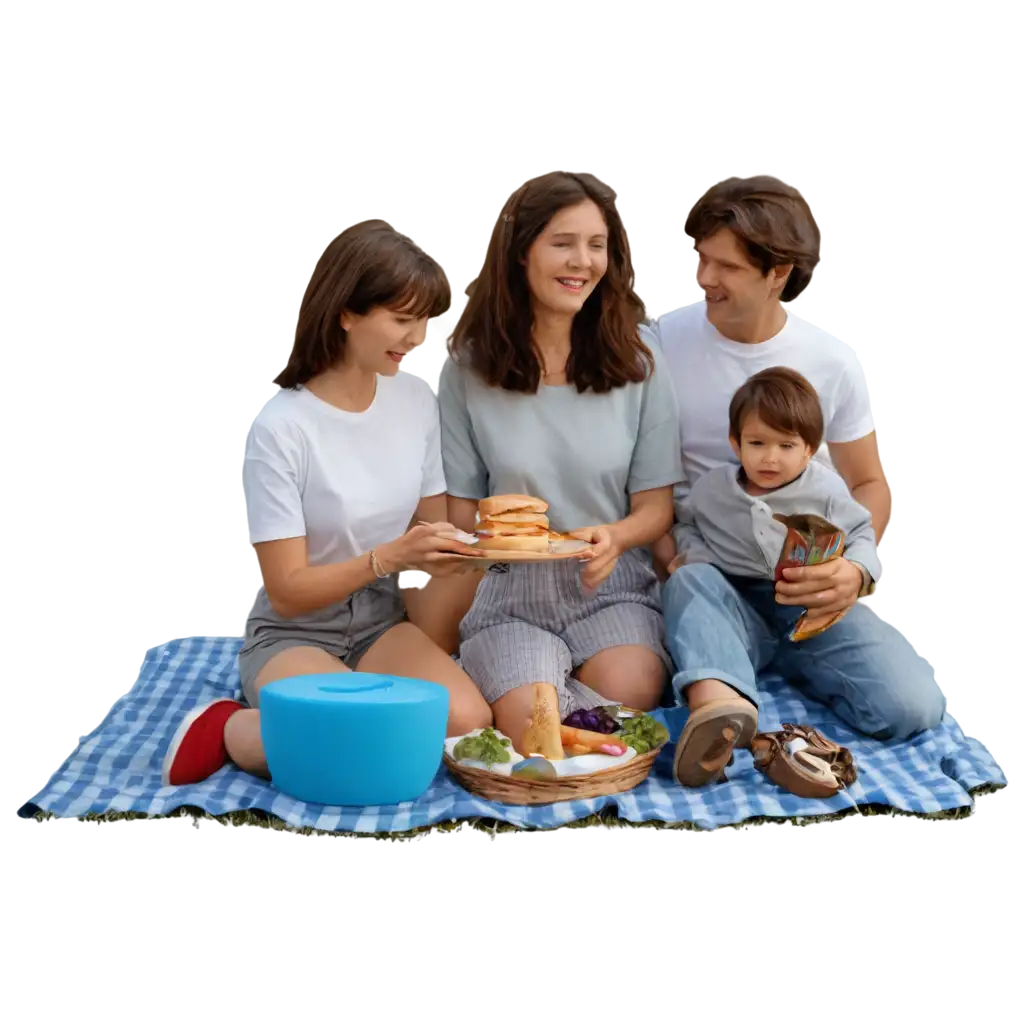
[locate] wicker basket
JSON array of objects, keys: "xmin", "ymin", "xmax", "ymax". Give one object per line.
[{"xmin": 443, "ymin": 744, "xmax": 664, "ymax": 806}]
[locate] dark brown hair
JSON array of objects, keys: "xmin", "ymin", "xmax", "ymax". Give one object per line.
[
  {"xmin": 449, "ymin": 171, "xmax": 651, "ymax": 394},
  {"xmin": 685, "ymin": 176, "xmax": 821, "ymax": 301},
  {"xmin": 729, "ymin": 367, "xmax": 824, "ymax": 450},
  {"xmin": 274, "ymin": 220, "xmax": 450, "ymax": 388}
]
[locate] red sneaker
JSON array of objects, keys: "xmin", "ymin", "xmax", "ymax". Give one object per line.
[{"xmin": 162, "ymin": 699, "xmax": 244, "ymax": 786}]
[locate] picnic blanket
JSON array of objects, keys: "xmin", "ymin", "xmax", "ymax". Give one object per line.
[{"xmin": 18, "ymin": 636, "xmax": 1006, "ymax": 834}]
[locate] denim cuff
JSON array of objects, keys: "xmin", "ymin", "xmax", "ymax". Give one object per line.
[{"xmin": 670, "ymin": 666, "xmax": 759, "ymax": 708}]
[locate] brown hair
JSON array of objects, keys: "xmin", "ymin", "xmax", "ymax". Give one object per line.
[
  {"xmin": 449, "ymin": 171, "xmax": 651, "ymax": 394},
  {"xmin": 728, "ymin": 367, "xmax": 824, "ymax": 450},
  {"xmin": 274, "ymin": 220, "xmax": 450, "ymax": 388},
  {"xmin": 685, "ymin": 176, "xmax": 820, "ymax": 301}
]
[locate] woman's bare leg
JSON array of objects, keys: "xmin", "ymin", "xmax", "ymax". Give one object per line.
[
  {"xmin": 224, "ymin": 624, "xmax": 491, "ymax": 779},
  {"xmin": 491, "ymin": 686, "xmax": 544, "ymax": 756},
  {"xmin": 401, "ymin": 572, "xmax": 484, "ymax": 655},
  {"xmin": 356, "ymin": 622, "xmax": 492, "ymax": 736},
  {"xmin": 225, "ymin": 646, "xmax": 346, "ymax": 776},
  {"xmin": 488, "ymin": 651, "xmax": 665, "ymax": 758},
  {"xmin": 575, "ymin": 645, "xmax": 667, "ymax": 711}
]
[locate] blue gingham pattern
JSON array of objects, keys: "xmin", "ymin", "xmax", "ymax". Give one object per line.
[{"xmin": 18, "ymin": 636, "xmax": 1007, "ymax": 832}]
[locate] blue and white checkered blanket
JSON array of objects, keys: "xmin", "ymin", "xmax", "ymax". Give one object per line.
[{"xmin": 19, "ymin": 636, "xmax": 1006, "ymax": 832}]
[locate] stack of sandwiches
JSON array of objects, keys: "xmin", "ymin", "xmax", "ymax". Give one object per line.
[{"xmin": 474, "ymin": 494, "xmax": 553, "ymax": 553}]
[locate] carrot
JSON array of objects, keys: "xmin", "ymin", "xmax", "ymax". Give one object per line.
[{"xmin": 559, "ymin": 725, "xmax": 627, "ymax": 757}]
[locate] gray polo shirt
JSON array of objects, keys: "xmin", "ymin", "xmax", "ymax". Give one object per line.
[
  {"xmin": 438, "ymin": 347, "xmax": 684, "ymax": 533},
  {"xmin": 674, "ymin": 460, "xmax": 882, "ymax": 582}
]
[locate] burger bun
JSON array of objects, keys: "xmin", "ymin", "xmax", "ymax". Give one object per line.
[
  {"xmin": 478, "ymin": 494, "xmax": 549, "ymax": 517},
  {"xmin": 474, "ymin": 533, "xmax": 551, "ymax": 553}
]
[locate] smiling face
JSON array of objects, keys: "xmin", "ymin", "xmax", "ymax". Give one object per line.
[
  {"xmin": 339, "ymin": 305, "xmax": 429, "ymax": 376},
  {"xmin": 696, "ymin": 227, "xmax": 791, "ymax": 336},
  {"xmin": 523, "ymin": 199, "xmax": 609, "ymax": 317},
  {"xmin": 730, "ymin": 411, "xmax": 813, "ymax": 492}
]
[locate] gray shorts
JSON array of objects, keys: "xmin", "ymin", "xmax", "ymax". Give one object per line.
[
  {"xmin": 458, "ymin": 549, "xmax": 670, "ymax": 717},
  {"xmin": 237, "ymin": 577, "xmax": 407, "ymax": 707}
]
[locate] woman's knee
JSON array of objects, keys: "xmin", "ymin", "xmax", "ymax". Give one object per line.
[
  {"xmin": 577, "ymin": 646, "xmax": 667, "ymax": 710},
  {"xmin": 358, "ymin": 622, "xmax": 493, "ymax": 736},
  {"xmin": 248, "ymin": 645, "xmax": 346, "ymax": 706},
  {"xmin": 448, "ymin": 686, "xmax": 494, "ymax": 735},
  {"xmin": 622, "ymin": 679, "xmax": 663, "ymax": 711}
]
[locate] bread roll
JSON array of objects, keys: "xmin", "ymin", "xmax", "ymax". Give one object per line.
[
  {"xmin": 478, "ymin": 494, "xmax": 549, "ymax": 517},
  {"xmin": 475, "ymin": 533, "xmax": 550, "ymax": 553},
  {"xmin": 520, "ymin": 684, "xmax": 564, "ymax": 759}
]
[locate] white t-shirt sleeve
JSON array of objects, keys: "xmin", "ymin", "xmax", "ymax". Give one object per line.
[
  {"xmin": 827, "ymin": 350, "xmax": 876, "ymax": 443},
  {"xmin": 242, "ymin": 416, "xmax": 307, "ymax": 544},
  {"xmin": 420, "ymin": 387, "xmax": 447, "ymax": 498}
]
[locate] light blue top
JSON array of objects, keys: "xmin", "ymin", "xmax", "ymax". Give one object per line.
[{"xmin": 438, "ymin": 344, "xmax": 684, "ymax": 533}]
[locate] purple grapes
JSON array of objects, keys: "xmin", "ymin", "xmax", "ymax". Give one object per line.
[{"xmin": 561, "ymin": 706, "xmax": 619, "ymax": 734}]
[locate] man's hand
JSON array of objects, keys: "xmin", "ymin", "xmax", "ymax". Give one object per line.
[
  {"xmin": 571, "ymin": 526, "xmax": 620, "ymax": 591},
  {"xmin": 775, "ymin": 557, "xmax": 864, "ymax": 616},
  {"xmin": 665, "ymin": 553, "xmax": 686, "ymax": 576}
]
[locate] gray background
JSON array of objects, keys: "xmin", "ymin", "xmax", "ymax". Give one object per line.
[{"xmin": 0, "ymin": 9, "xmax": 1019, "ymax": 1024}]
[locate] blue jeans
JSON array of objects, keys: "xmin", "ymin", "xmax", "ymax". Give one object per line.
[{"xmin": 662, "ymin": 563, "xmax": 946, "ymax": 740}]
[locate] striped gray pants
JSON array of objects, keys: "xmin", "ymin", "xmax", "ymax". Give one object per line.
[{"xmin": 458, "ymin": 548, "xmax": 671, "ymax": 717}]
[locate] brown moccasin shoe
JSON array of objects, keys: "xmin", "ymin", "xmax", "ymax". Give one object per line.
[{"xmin": 750, "ymin": 723, "xmax": 857, "ymax": 798}]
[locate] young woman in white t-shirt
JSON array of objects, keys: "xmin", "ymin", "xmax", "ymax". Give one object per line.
[{"xmin": 162, "ymin": 220, "xmax": 492, "ymax": 787}]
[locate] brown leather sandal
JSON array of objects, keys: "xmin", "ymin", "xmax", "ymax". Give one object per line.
[
  {"xmin": 673, "ymin": 698, "xmax": 758, "ymax": 788},
  {"xmin": 750, "ymin": 723, "xmax": 857, "ymax": 798}
]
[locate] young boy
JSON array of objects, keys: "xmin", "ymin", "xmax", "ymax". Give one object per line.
[
  {"xmin": 667, "ymin": 366, "xmax": 936, "ymax": 787},
  {"xmin": 670, "ymin": 366, "xmax": 881, "ymax": 620}
]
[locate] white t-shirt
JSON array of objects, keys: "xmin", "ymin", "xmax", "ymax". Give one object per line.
[
  {"xmin": 242, "ymin": 372, "xmax": 446, "ymax": 567},
  {"xmin": 646, "ymin": 302, "xmax": 874, "ymax": 499}
]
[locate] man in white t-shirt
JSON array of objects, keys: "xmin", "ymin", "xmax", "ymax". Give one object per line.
[{"xmin": 647, "ymin": 176, "xmax": 945, "ymax": 785}]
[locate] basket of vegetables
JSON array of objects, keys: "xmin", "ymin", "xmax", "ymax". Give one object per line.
[{"xmin": 442, "ymin": 706, "xmax": 670, "ymax": 806}]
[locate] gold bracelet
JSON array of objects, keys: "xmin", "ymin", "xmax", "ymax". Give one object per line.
[{"xmin": 368, "ymin": 549, "xmax": 391, "ymax": 579}]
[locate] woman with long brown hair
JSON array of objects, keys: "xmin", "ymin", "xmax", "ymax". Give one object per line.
[
  {"xmin": 439, "ymin": 172, "xmax": 684, "ymax": 753},
  {"xmin": 163, "ymin": 220, "xmax": 492, "ymax": 786}
]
